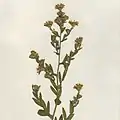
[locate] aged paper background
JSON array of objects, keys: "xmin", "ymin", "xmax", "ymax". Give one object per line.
[{"xmin": 0, "ymin": 0, "xmax": 120, "ymax": 120}]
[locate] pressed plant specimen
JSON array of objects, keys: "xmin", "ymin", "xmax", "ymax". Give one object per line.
[{"xmin": 29, "ymin": 3, "xmax": 83, "ymax": 120}]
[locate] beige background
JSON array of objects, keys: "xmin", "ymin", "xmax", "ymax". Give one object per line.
[{"xmin": 0, "ymin": 0, "xmax": 120, "ymax": 120}]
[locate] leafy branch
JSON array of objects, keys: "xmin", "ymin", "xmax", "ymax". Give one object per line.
[{"xmin": 29, "ymin": 3, "xmax": 83, "ymax": 120}]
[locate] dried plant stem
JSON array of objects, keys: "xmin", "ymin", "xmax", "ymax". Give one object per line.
[
  {"xmin": 52, "ymin": 29, "xmax": 62, "ymax": 120},
  {"xmin": 29, "ymin": 3, "xmax": 83, "ymax": 120}
]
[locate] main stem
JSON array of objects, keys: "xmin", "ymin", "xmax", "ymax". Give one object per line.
[{"xmin": 52, "ymin": 29, "xmax": 62, "ymax": 120}]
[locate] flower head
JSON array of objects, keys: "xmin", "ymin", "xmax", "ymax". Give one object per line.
[
  {"xmin": 75, "ymin": 37, "xmax": 83, "ymax": 45},
  {"xmin": 44, "ymin": 21, "xmax": 53, "ymax": 28},
  {"xmin": 29, "ymin": 50, "xmax": 39, "ymax": 59},
  {"xmin": 55, "ymin": 3, "xmax": 65, "ymax": 11},
  {"xmin": 32, "ymin": 85, "xmax": 40, "ymax": 92},
  {"xmin": 57, "ymin": 11, "xmax": 65, "ymax": 17},
  {"xmin": 69, "ymin": 20, "xmax": 79, "ymax": 27},
  {"xmin": 74, "ymin": 83, "xmax": 83, "ymax": 91},
  {"xmin": 54, "ymin": 15, "xmax": 69, "ymax": 26},
  {"xmin": 36, "ymin": 59, "xmax": 45, "ymax": 74}
]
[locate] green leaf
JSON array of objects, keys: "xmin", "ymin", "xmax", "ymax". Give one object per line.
[
  {"xmin": 62, "ymin": 107, "xmax": 67, "ymax": 119},
  {"xmin": 70, "ymin": 51, "xmax": 74, "ymax": 57},
  {"xmin": 46, "ymin": 101, "xmax": 50, "ymax": 113},
  {"xmin": 51, "ymin": 42, "xmax": 56, "ymax": 48},
  {"xmin": 50, "ymin": 86, "xmax": 58, "ymax": 96},
  {"xmin": 39, "ymin": 92, "xmax": 46, "ymax": 109},
  {"xmin": 66, "ymin": 29, "xmax": 70, "ymax": 35},
  {"xmin": 50, "ymin": 79, "xmax": 57, "ymax": 90},
  {"xmin": 39, "ymin": 92, "xmax": 42, "ymax": 100},
  {"xmin": 32, "ymin": 91, "xmax": 38, "ymax": 99},
  {"xmin": 32, "ymin": 98, "xmax": 41, "ymax": 106},
  {"xmin": 38, "ymin": 109, "xmax": 47, "ymax": 116},
  {"xmin": 73, "ymin": 100, "xmax": 79, "ymax": 107},
  {"xmin": 44, "ymin": 64, "xmax": 54, "ymax": 75},
  {"xmin": 51, "ymin": 35, "xmax": 56, "ymax": 42},
  {"xmin": 72, "ymin": 50, "xmax": 78, "ymax": 56},
  {"xmin": 62, "ymin": 67, "xmax": 68, "ymax": 81},
  {"xmin": 63, "ymin": 54, "xmax": 68, "ymax": 63},
  {"xmin": 61, "ymin": 27, "xmax": 66, "ymax": 33},
  {"xmin": 59, "ymin": 114, "xmax": 63, "ymax": 120},
  {"xmin": 41, "ymin": 100, "xmax": 46, "ymax": 109},
  {"xmin": 77, "ymin": 94, "xmax": 82, "ymax": 99},
  {"xmin": 67, "ymin": 113, "xmax": 74, "ymax": 120},
  {"xmin": 57, "ymin": 88, "xmax": 62, "ymax": 98},
  {"xmin": 39, "ymin": 59, "xmax": 45, "ymax": 67},
  {"xmin": 70, "ymin": 101, "xmax": 74, "ymax": 114},
  {"xmin": 52, "ymin": 29, "xmax": 59, "ymax": 36},
  {"xmin": 75, "ymin": 43, "xmax": 78, "ymax": 50},
  {"xmin": 58, "ymin": 72, "xmax": 62, "ymax": 83},
  {"xmin": 49, "ymin": 64, "xmax": 54, "ymax": 74},
  {"xmin": 63, "ymin": 34, "xmax": 67, "ymax": 40},
  {"xmin": 44, "ymin": 73, "xmax": 54, "ymax": 81},
  {"xmin": 54, "ymin": 117, "xmax": 57, "ymax": 120},
  {"xmin": 54, "ymin": 51, "xmax": 60, "ymax": 55},
  {"xmin": 70, "ymin": 57, "xmax": 75, "ymax": 60},
  {"xmin": 32, "ymin": 85, "xmax": 40, "ymax": 98}
]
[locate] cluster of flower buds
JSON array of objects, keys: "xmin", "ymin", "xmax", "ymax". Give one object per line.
[
  {"xmin": 55, "ymin": 3, "xmax": 69, "ymax": 27},
  {"xmin": 69, "ymin": 20, "xmax": 79, "ymax": 28},
  {"xmin": 44, "ymin": 3, "xmax": 79, "ymax": 29},
  {"xmin": 74, "ymin": 37, "xmax": 83, "ymax": 51},
  {"xmin": 73, "ymin": 83, "xmax": 83, "ymax": 92},
  {"xmin": 44, "ymin": 21, "xmax": 53, "ymax": 28}
]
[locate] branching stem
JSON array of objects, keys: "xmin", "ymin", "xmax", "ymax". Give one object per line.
[{"xmin": 52, "ymin": 28, "xmax": 62, "ymax": 120}]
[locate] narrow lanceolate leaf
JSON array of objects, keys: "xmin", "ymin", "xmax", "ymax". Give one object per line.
[
  {"xmin": 70, "ymin": 101, "xmax": 74, "ymax": 114},
  {"xmin": 62, "ymin": 107, "xmax": 67, "ymax": 119},
  {"xmin": 46, "ymin": 101, "xmax": 50, "ymax": 113},
  {"xmin": 38, "ymin": 109, "xmax": 47, "ymax": 116},
  {"xmin": 59, "ymin": 114, "xmax": 63, "ymax": 120},
  {"xmin": 51, "ymin": 35, "xmax": 56, "ymax": 42},
  {"xmin": 57, "ymin": 88, "xmax": 62, "ymax": 98},
  {"xmin": 58, "ymin": 72, "xmax": 62, "ymax": 83},
  {"xmin": 67, "ymin": 113, "xmax": 74, "ymax": 120},
  {"xmin": 32, "ymin": 98, "xmax": 41, "ymax": 106},
  {"xmin": 50, "ymin": 79, "xmax": 57, "ymax": 90},
  {"xmin": 32, "ymin": 91, "xmax": 38, "ymax": 99},
  {"xmin": 51, "ymin": 42, "xmax": 56, "ymax": 48},
  {"xmin": 54, "ymin": 117, "xmax": 57, "ymax": 120},
  {"xmin": 62, "ymin": 67, "xmax": 68, "ymax": 81},
  {"xmin": 39, "ymin": 92, "xmax": 42, "ymax": 100},
  {"xmin": 52, "ymin": 29, "xmax": 59, "ymax": 37},
  {"xmin": 40, "ymin": 99, "xmax": 46, "ymax": 109},
  {"xmin": 50, "ymin": 86, "xmax": 58, "ymax": 96},
  {"xmin": 39, "ymin": 92, "xmax": 46, "ymax": 109},
  {"xmin": 49, "ymin": 64, "xmax": 54, "ymax": 74}
]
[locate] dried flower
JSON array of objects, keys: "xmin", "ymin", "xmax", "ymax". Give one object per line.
[
  {"xmin": 30, "ymin": 3, "xmax": 84, "ymax": 120},
  {"xmin": 74, "ymin": 37, "xmax": 83, "ymax": 50},
  {"xmin": 69, "ymin": 20, "xmax": 79, "ymax": 27},
  {"xmin": 36, "ymin": 59, "xmax": 45, "ymax": 74},
  {"xmin": 74, "ymin": 83, "xmax": 83, "ymax": 91},
  {"xmin": 54, "ymin": 15, "xmax": 69, "ymax": 26},
  {"xmin": 54, "ymin": 17, "xmax": 63, "ymax": 26},
  {"xmin": 29, "ymin": 50, "xmax": 39, "ymax": 59},
  {"xmin": 32, "ymin": 85, "xmax": 40, "ymax": 92},
  {"xmin": 55, "ymin": 3, "xmax": 65, "ymax": 10},
  {"xmin": 44, "ymin": 21, "xmax": 53, "ymax": 28},
  {"xmin": 57, "ymin": 11, "xmax": 65, "ymax": 17},
  {"xmin": 75, "ymin": 37, "xmax": 83, "ymax": 45}
]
